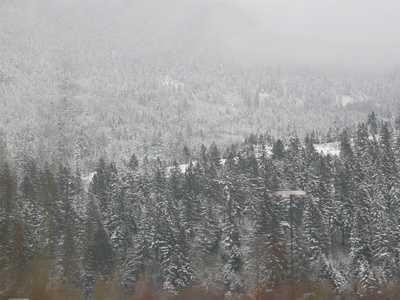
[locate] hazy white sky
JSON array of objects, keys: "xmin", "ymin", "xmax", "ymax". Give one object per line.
[
  {"xmin": 236, "ymin": 0, "xmax": 400, "ymax": 46},
  {"xmin": 10, "ymin": 0, "xmax": 400, "ymax": 68},
  {"xmin": 34, "ymin": 0, "xmax": 400, "ymax": 49},
  {"xmin": 38, "ymin": 0, "xmax": 400, "ymax": 46}
]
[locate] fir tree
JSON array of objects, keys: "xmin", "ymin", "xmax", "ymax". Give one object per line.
[
  {"xmin": 57, "ymin": 164, "xmax": 80, "ymax": 286},
  {"xmin": 272, "ymin": 139, "xmax": 285, "ymax": 160},
  {"xmin": 367, "ymin": 111, "xmax": 378, "ymax": 136},
  {"xmin": 349, "ymin": 186, "xmax": 376, "ymax": 292},
  {"xmin": 221, "ymin": 190, "xmax": 243, "ymax": 297},
  {"xmin": 82, "ymin": 198, "xmax": 115, "ymax": 295}
]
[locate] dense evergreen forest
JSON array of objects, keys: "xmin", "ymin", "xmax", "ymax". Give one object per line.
[
  {"xmin": 2, "ymin": 0, "xmax": 400, "ymax": 172},
  {"xmin": 2, "ymin": 113, "xmax": 400, "ymax": 299},
  {"xmin": 3, "ymin": 1, "xmax": 400, "ymax": 300}
]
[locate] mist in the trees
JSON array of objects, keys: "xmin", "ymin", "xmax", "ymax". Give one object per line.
[{"xmin": 1, "ymin": 0, "xmax": 400, "ymax": 299}]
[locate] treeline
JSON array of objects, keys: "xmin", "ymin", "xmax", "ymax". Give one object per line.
[{"xmin": 2, "ymin": 114, "xmax": 400, "ymax": 299}]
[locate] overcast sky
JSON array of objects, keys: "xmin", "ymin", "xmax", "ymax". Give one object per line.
[
  {"xmin": 219, "ymin": 0, "xmax": 399, "ymax": 68},
  {"xmin": 4, "ymin": 0, "xmax": 399, "ymax": 69},
  {"xmin": 36, "ymin": 0, "xmax": 400, "ymax": 47},
  {"xmin": 235, "ymin": 0, "xmax": 400, "ymax": 46}
]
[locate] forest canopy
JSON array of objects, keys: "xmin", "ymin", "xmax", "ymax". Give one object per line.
[{"xmin": 2, "ymin": 115, "xmax": 400, "ymax": 299}]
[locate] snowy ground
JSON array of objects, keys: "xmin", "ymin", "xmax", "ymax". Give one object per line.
[
  {"xmin": 81, "ymin": 172, "xmax": 96, "ymax": 191},
  {"xmin": 315, "ymin": 142, "xmax": 340, "ymax": 156}
]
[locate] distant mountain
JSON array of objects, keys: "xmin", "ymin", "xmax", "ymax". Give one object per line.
[{"xmin": 0, "ymin": 0, "xmax": 399, "ymax": 172}]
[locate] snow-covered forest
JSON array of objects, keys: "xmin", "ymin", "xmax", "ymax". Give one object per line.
[
  {"xmin": 1, "ymin": 0, "xmax": 400, "ymax": 172},
  {"xmin": 2, "ymin": 114, "xmax": 400, "ymax": 299},
  {"xmin": 2, "ymin": 0, "xmax": 400, "ymax": 299}
]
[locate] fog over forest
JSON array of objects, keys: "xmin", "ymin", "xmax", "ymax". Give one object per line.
[
  {"xmin": 2, "ymin": 1, "xmax": 400, "ymax": 299},
  {"xmin": 2, "ymin": 0, "xmax": 400, "ymax": 170},
  {"xmin": 27, "ymin": 0, "xmax": 400, "ymax": 66}
]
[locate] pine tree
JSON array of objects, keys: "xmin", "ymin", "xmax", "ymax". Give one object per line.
[
  {"xmin": 19, "ymin": 161, "xmax": 42, "ymax": 267},
  {"xmin": 339, "ymin": 129, "xmax": 354, "ymax": 163},
  {"xmin": 367, "ymin": 111, "xmax": 378, "ymax": 136},
  {"xmin": 379, "ymin": 123, "xmax": 399, "ymax": 209},
  {"xmin": 181, "ymin": 145, "xmax": 191, "ymax": 164},
  {"xmin": 131, "ymin": 165, "xmax": 155, "ymax": 281},
  {"xmin": 284, "ymin": 134, "xmax": 306, "ymax": 189},
  {"xmin": 37, "ymin": 165, "xmax": 61, "ymax": 257},
  {"xmin": 224, "ymin": 152, "xmax": 248, "ymax": 224},
  {"xmin": 372, "ymin": 123, "xmax": 399, "ymax": 280},
  {"xmin": 208, "ymin": 142, "xmax": 222, "ymax": 169},
  {"xmin": 90, "ymin": 158, "xmax": 110, "ymax": 218},
  {"xmin": 349, "ymin": 186, "xmax": 376, "ymax": 292},
  {"xmin": 0, "ymin": 163, "xmax": 30, "ymax": 294},
  {"xmin": 82, "ymin": 198, "xmax": 115, "ymax": 296},
  {"xmin": 193, "ymin": 194, "xmax": 222, "ymax": 288},
  {"xmin": 316, "ymin": 155, "xmax": 336, "ymax": 251},
  {"xmin": 272, "ymin": 139, "xmax": 285, "ymax": 160},
  {"xmin": 221, "ymin": 190, "xmax": 243, "ymax": 297},
  {"xmin": 370, "ymin": 185, "xmax": 396, "ymax": 285},
  {"xmin": 182, "ymin": 161, "xmax": 202, "ymax": 238},
  {"xmin": 151, "ymin": 166, "xmax": 194, "ymax": 295},
  {"xmin": 335, "ymin": 129, "xmax": 356, "ymax": 246},
  {"xmin": 304, "ymin": 194, "xmax": 331, "ymax": 261},
  {"xmin": 251, "ymin": 156, "xmax": 288, "ymax": 294},
  {"xmin": 57, "ymin": 164, "xmax": 80, "ymax": 286}
]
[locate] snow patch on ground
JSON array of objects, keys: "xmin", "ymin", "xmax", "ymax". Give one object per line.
[
  {"xmin": 315, "ymin": 142, "xmax": 340, "ymax": 156},
  {"xmin": 340, "ymin": 95, "xmax": 354, "ymax": 106},
  {"xmin": 81, "ymin": 172, "xmax": 96, "ymax": 191},
  {"xmin": 166, "ymin": 162, "xmax": 195, "ymax": 176},
  {"xmin": 162, "ymin": 77, "xmax": 184, "ymax": 90},
  {"xmin": 178, "ymin": 163, "xmax": 189, "ymax": 173},
  {"xmin": 166, "ymin": 158, "xmax": 228, "ymax": 176},
  {"xmin": 264, "ymin": 146, "xmax": 273, "ymax": 156}
]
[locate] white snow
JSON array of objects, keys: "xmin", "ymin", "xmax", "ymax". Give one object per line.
[
  {"xmin": 162, "ymin": 78, "xmax": 184, "ymax": 90},
  {"xmin": 315, "ymin": 142, "xmax": 340, "ymax": 156},
  {"xmin": 339, "ymin": 95, "xmax": 354, "ymax": 106},
  {"xmin": 81, "ymin": 172, "xmax": 96, "ymax": 191},
  {"xmin": 264, "ymin": 146, "xmax": 273, "ymax": 156},
  {"xmin": 165, "ymin": 161, "xmax": 196, "ymax": 176},
  {"xmin": 179, "ymin": 163, "xmax": 189, "ymax": 173},
  {"xmin": 258, "ymin": 92, "xmax": 271, "ymax": 100}
]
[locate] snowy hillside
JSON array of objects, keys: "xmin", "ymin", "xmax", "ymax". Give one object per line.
[
  {"xmin": 2, "ymin": 1, "xmax": 400, "ymax": 299},
  {"xmin": 1, "ymin": 0, "xmax": 399, "ymax": 173}
]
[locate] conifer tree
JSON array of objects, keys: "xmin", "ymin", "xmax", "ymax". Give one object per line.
[
  {"xmin": 370, "ymin": 185, "xmax": 396, "ymax": 284},
  {"xmin": 37, "ymin": 166, "xmax": 61, "ymax": 257},
  {"xmin": 284, "ymin": 134, "xmax": 306, "ymax": 189},
  {"xmin": 335, "ymin": 129, "xmax": 356, "ymax": 246},
  {"xmin": 182, "ymin": 161, "xmax": 202, "ymax": 238},
  {"xmin": 90, "ymin": 158, "xmax": 110, "ymax": 218},
  {"xmin": 208, "ymin": 142, "xmax": 222, "ymax": 169},
  {"xmin": 272, "ymin": 139, "xmax": 285, "ymax": 160},
  {"xmin": 221, "ymin": 190, "xmax": 243, "ymax": 297},
  {"xmin": 316, "ymin": 155, "xmax": 336, "ymax": 250},
  {"xmin": 224, "ymin": 152, "xmax": 248, "ymax": 224},
  {"xmin": 0, "ymin": 163, "xmax": 30, "ymax": 293},
  {"xmin": 82, "ymin": 198, "xmax": 115, "ymax": 295},
  {"xmin": 251, "ymin": 155, "xmax": 288, "ymax": 294},
  {"xmin": 57, "ymin": 165, "xmax": 80, "ymax": 286},
  {"xmin": 367, "ymin": 111, "xmax": 378, "ymax": 136},
  {"xmin": 349, "ymin": 187, "xmax": 376, "ymax": 292}
]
